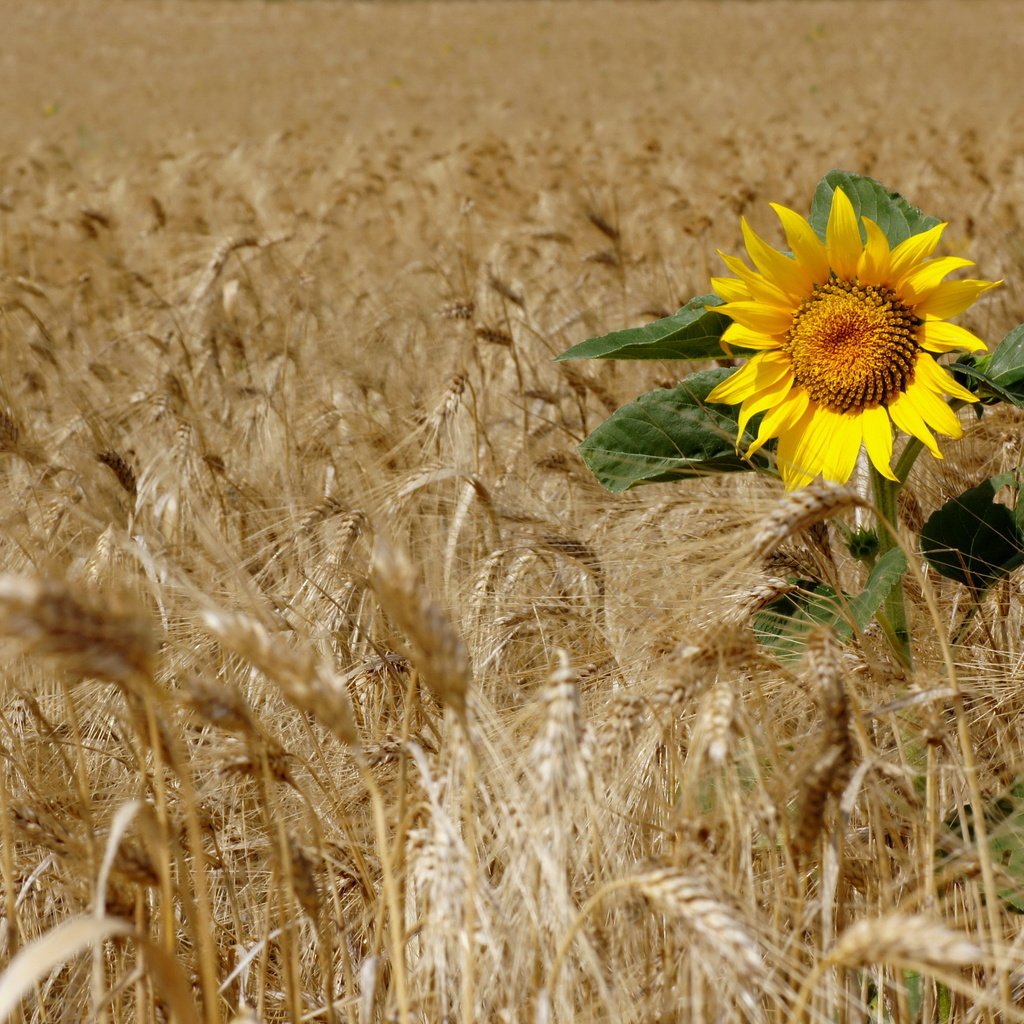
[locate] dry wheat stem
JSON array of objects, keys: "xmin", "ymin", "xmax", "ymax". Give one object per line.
[{"xmin": 358, "ymin": 759, "xmax": 412, "ymax": 1024}]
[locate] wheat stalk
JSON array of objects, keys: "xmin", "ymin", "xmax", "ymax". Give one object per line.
[
  {"xmin": 794, "ymin": 628, "xmax": 855, "ymax": 859},
  {"xmin": 0, "ymin": 575, "xmax": 155, "ymax": 684},
  {"xmin": 369, "ymin": 537, "xmax": 472, "ymax": 724},
  {"xmin": 530, "ymin": 650, "xmax": 589, "ymax": 810},
  {"xmin": 199, "ymin": 607, "xmax": 359, "ymax": 747},
  {"xmin": 791, "ymin": 914, "xmax": 986, "ymax": 1023},
  {"xmin": 828, "ymin": 913, "xmax": 983, "ymax": 970},
  {"xmin": 752, "ymin": 481, "xmax": 867, "ymax": 558},
  {"xmin": 634, "ymin": 867, "xmax": 766, "ymax": 982}
]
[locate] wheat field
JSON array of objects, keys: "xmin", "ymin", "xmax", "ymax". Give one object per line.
[{"xmin": 2, "ymin": 1, "xmax": 1024, "ymax": 1021}]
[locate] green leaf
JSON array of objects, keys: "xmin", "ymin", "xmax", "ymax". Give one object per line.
[
  {"xmin": 904, "ymin": 972, "xmax": 924, "ymax": 1021},
  {"xmin": 920, "ymin": 471, "xmax": 1024, "ymax": 593},
  {"xmin": 556, "ymin": 295, "xmax": 733, "ymax": 362},
  {"xmin": 845, "ymin": 548, "xmax": 908, "ymax": 629},
  {"xmin": 809, "ymin": 170, "xmax": 941, "ymax": 248},
  {"xmin": 752, "ymin": 582, "xmax": 845, "ymax": 662},
  {"xmin": 577, "ymin": 367, "xmax": 766, "ymax": 492},
  {"xmin": 752, "ymin": 549, "xmax": 907, "ymax": 661},
  {"xmin": 947, "ymin": 361, "xmax": 1024, "ymax": 409},
  {"xmin": 978, "ymin": 324, "xmax": 1024, "ymax": 388}
]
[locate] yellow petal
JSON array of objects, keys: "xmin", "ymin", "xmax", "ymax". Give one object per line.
[
  {"xmin": 721, "ymin": 324, "xmax": 786, "ymax": 351},
  {"xmin": 902, "ymin": 379, "xmax": 964, "ymax": 438},
  {"xmin": 704, "ymin": 356, "xmax": 774, "ymax": 407},
  {"xmin": 861, "ymin": 405, "xmax": 897, "ymax": 480},
  {"xmin": 856, "ymin": 218, "xmax": 893, "ymax": 286},
  {"xmin": 918, "ymin": 319, "xmax": 987, "ymax": 354},
  {"xmin": 719, "ymin": 253, "xmax": 794, "ymax": 308},
  {"xmin": 746, "ymin": 387, "xmax": 810, "ymax": 458},
  {"xmin": 741, "ymin": 218, "xmax": 812, "ymax": 298},
  {"xmin": 821, "ymin": 412, "xmax": 863, "ymax": 483},
  {"xmin": 713, "ymin": 300, "xmax": 794, "ymax": 335},
  {"xmin": 914, "ymin": 352, "xmax": 977, "ymax": 403},
  {"xmin": 710, "ymin": 276, "xmax": 750, "ymax": 302},
  {"xmin": 899, "ymin": 256, "xmax": 976, "ymax": 304},
  {"xmin": 914, "ymin": 278, "xmax": 1002, "ymax": 319},
  {"xmin": 737, "ymin": 369, "xmax": 796, "ymax": 436},
  {"xmin": 786, "ymin": 406, "xmax": 857, "ymax": 486},
  {"xmin": 888, "ymin": 391, "xmax": 942, "ymax": 458},
  {"xmin": 775, "ymin": 404, "xmax": 820, "ymax": 490},
  {"xmin": 887, "ymin": 222, "xmax": 947, "ymax": 281},
  {"xmin": 825, "ymin": 188, "xmax": 863, "ymax": 280},
  {"xmin": 770, "ymin": 203, "xmax": 830, "ymax": 284}
]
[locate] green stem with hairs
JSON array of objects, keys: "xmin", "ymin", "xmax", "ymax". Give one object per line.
[{"xmin": 892, "ymin": 436, "xmax": 925, "ymax": 484}]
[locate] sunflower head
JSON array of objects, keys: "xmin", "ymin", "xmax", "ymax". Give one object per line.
[{"xmin": 706, "ymin": 188, "xmax": 1000, "ymax": 490}]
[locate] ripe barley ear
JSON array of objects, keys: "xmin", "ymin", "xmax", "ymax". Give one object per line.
[
  {"xmin": 0, "ymin": 575, "xmax": 155, "ymax": 684},
  {"xmin": 827, "ymin": 913, "xmax": 983, "ymax": 971},
  {"xmin": 370, "ymin": 537, "xmax": 471, "ymax": 724},
  {"xmin": 753, "ymin": 481, "xmax": 867, "ymax": 558},
  {"xmin": 200, "ymin": 607, "xmax": 359, "ymax": 747},
  {"xmin": 794, "ymin": 629, "xmax": 855, "ymax": 859}
]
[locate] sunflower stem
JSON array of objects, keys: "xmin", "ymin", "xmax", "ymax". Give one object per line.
[
  {"xmin": 893, "ymin": 399, "xmax": 967, "ymax": 483},
  {"xmin": 893, "ymin": 436, "xmax": 925, "ymax": 484},
  {"xmin": 870, "ymin": 466, "xmax": 913, "ymax": 669}
]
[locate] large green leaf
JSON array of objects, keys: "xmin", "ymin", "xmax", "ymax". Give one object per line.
[
  {"xmin": 809, "ymin": 170, "xmax": 941, "ymax": 248},
  {"xmin": 920, "ymin": 471, "xmax": 1024, "ymax": 593},
  {"xmin": 977, "ymin": 324, "xmax": 1024, "ymax": 390},
  {"xmin": 947, "ymin": 360, "xmax": 1024, "ymax": 409},
  {"xmin": 753, "ymin": 549, "xmax": 907, "ymax": 661},
  {"xmin": 954, "ymin": 326, "xmax": 1024, "ymax": 408},
  {"xmin": 577, "ymin": 368, "xmax": 766, "ymax": 492},
  {"xmin": 556, "ymin": 295, "xmax": 732, "ymax": 362}
]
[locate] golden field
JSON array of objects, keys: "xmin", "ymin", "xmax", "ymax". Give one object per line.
[{"xmin": 2, "ymin": 1, "xmax": 1024, "ymax": 1021}]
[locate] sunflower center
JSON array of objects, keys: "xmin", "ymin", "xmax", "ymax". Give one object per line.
[{"xmin": 785, "ymin": 279, "xmax": 920, "ymax": 413}]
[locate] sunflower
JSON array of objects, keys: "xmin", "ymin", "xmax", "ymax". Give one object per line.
[{"xmin": 706, "ymin": 188, "xmax": 1000, "ymax": 490}]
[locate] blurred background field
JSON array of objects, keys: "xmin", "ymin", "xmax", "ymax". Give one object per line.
[{"xmin": 2, "ymin": 2, "xmax": 1024, "ymax": 1021}]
